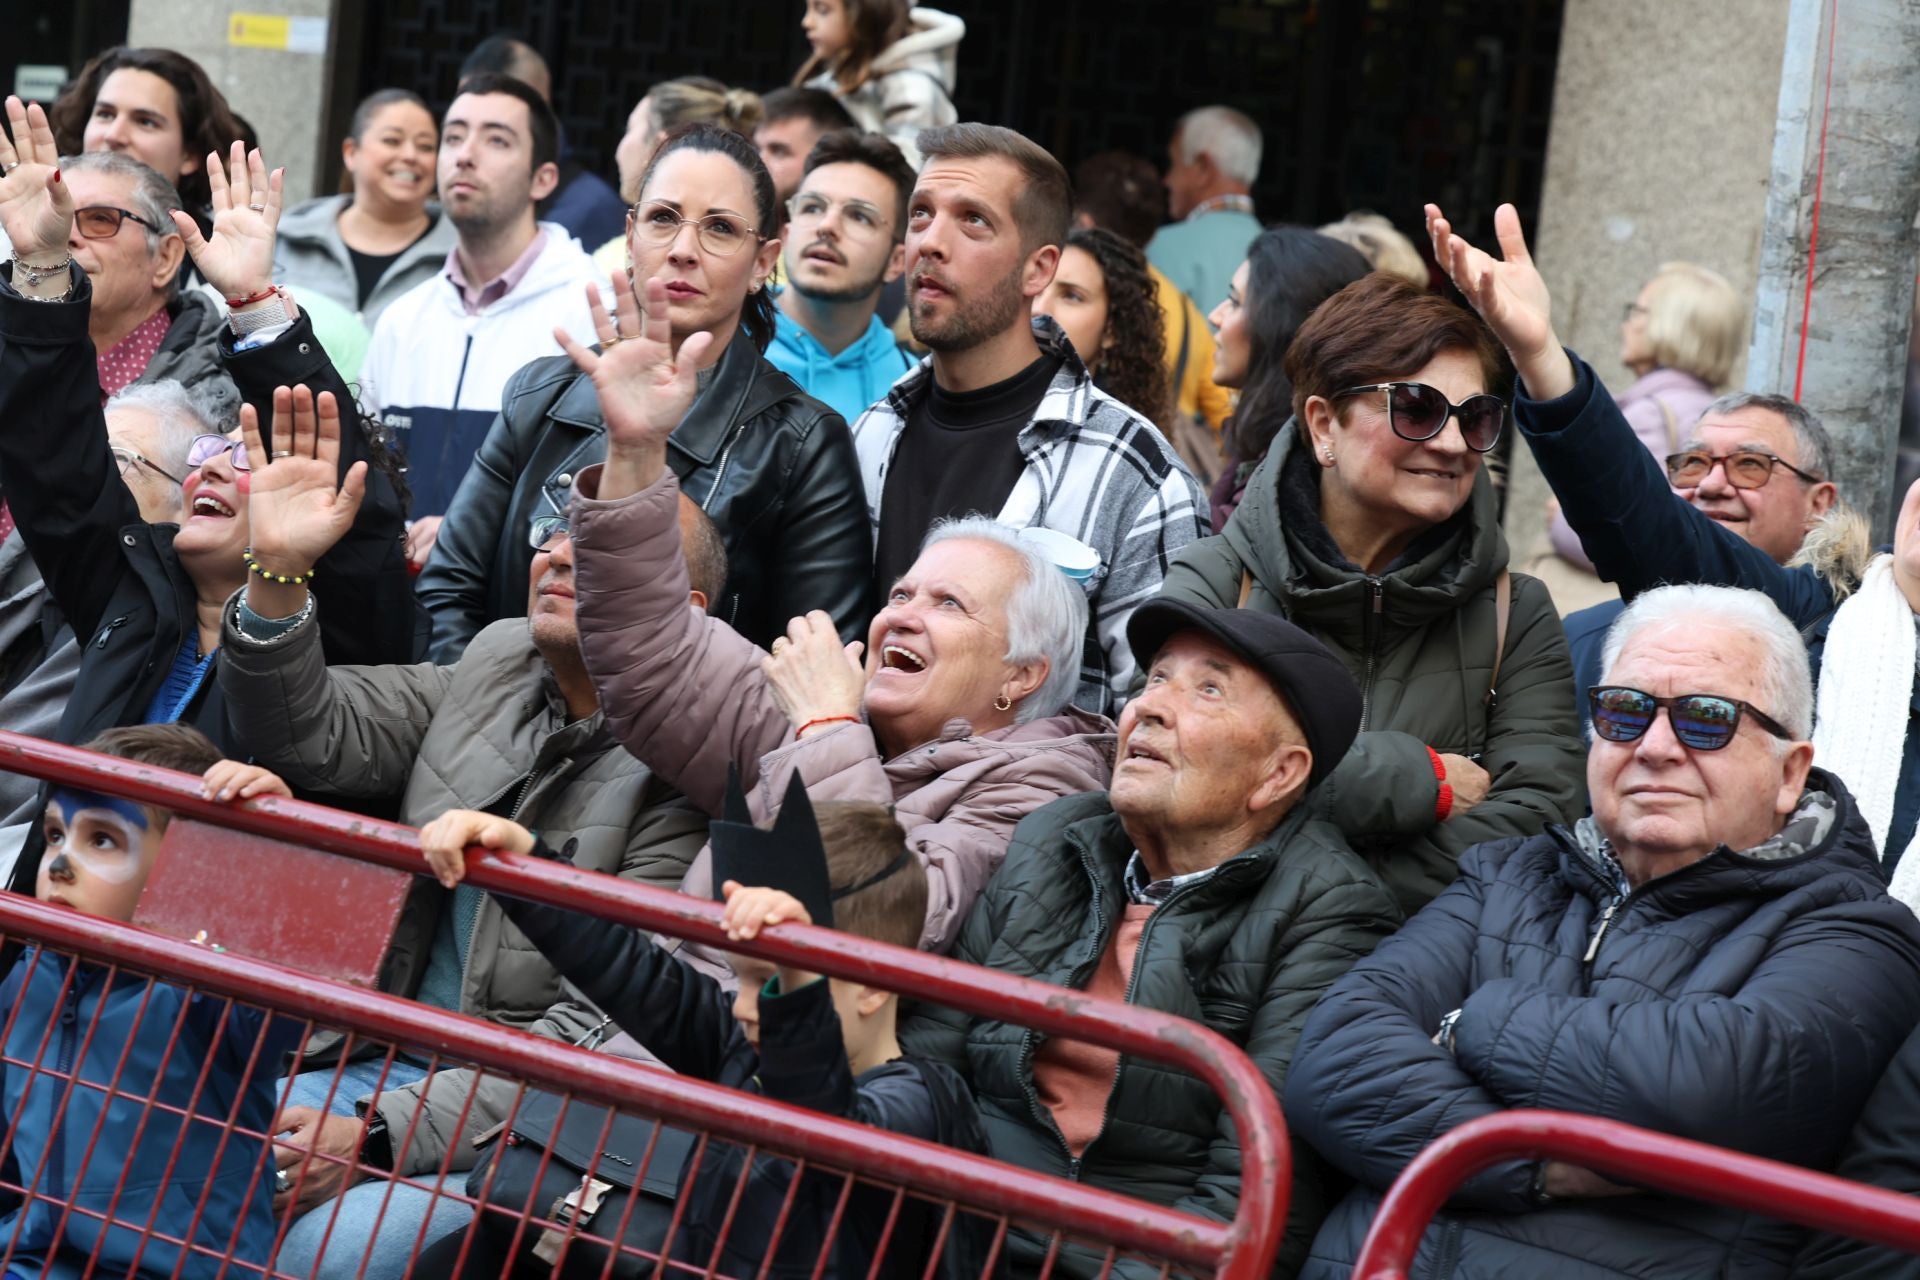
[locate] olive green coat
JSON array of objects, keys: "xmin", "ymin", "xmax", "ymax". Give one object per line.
[{"xmin": 1157, "ymin": 426, "xmax": 1583, "ymax": 913}]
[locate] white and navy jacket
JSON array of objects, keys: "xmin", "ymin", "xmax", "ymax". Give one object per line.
[
  {"xmin": 852, "ymin": 316, "xmax": 1207, "ymax": 715},
  {"xmin": 359, "ymin": 225, "xmax": 607, "ymax": 516}
]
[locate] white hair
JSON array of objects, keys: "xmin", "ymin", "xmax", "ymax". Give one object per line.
[
  {"xmin": 104, "ymin": 379, "xmax": 217, "ymax": 476},
  {"xmin": 1174, "ymin": 106, "xmax": 1263, "ymax": 187},
  {"xmin": 919, "ymin": 517, "xmax": 1089, "ymax": 722},
  {"xmin": 1599, "ymin": 584, "xmax": 1814, "ymax": 743}
]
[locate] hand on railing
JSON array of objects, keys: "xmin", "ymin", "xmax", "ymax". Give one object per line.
[
  {"xmin": 420, "ymin": 808, "xmax": 536, "ymax": 888},
  {"xmin": 200, "ymin": 760, "xmax": 291, "ymax": 803}
]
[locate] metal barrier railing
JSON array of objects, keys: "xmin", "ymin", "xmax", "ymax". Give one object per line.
[
  {"xmin": 1350, "ymin": 1109, "xmax": 1920, "ymax": 1279},
  {"xmin": 0, "ymin": 730, "xmax": 1288, "ymax": 1277}
]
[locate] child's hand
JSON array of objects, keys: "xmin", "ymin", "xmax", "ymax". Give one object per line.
[
  {"xmin": 418, "ymin": 810, "xmax": 534, "ymax": 888},
  {"xmin": 201, "ymin": 760, "xmax": 292, "ymax": 802},
  {"xmin": 720, "ymin": 881, "xmax": 813, "ymax": 941}
]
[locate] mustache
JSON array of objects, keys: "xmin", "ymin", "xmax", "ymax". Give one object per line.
[{"xmin": 801, "ymin": 237, "xmax": 846, "ymax": 264}]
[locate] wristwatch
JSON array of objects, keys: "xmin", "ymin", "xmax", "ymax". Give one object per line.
[{"xmin": 360, "ymin": 1112, "xmax": 394, "ymax": 1172}]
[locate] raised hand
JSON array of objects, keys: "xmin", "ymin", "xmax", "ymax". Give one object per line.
[
  {"xmin": 0, "ymin": 96, "xmax": 74, "ymax": 266},
  {"xmin": 241, "ymin": 385, "xmax": 368, "ymax": 580},
  {"xmin": 555, "ymin": 272, "xmax": 713, "ymax": 497},
  {"xmin": 762, "ymin": 610, "xmax": 867, "ymax": 736},
  {"xmin": 1424, "ymin": 202, "xmax": 1573, "ymax": 398},
  {"xmin": 171, "ymin": 141, "xmax": 283, "ymax": 301}
]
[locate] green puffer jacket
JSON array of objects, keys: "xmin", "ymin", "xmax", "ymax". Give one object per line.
[
  {"xmin": 901, "ymin": 790, "xmax": 1401, "ymax": 1278},
  {"xmin": 1157, "ymin": 426, "xmax": 1583, "ymax": 914}
]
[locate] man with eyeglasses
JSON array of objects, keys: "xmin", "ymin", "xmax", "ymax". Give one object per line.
[
  {"xmin": 1559, "ymin": 392, "xmax": 1839, "ymax": 731},
  {"xmin": 218, "ymin": 481, "xmax": 721, "ymax": 1279},
  {"xmin": 358, "ymin": 73, "xmax": 604, "ymax": 569},
  {"xmin": 59, "ymin": 151, "xmax": 239, "ymax": 421},
  {"xmin": 1286, "ymin": 582, "xmax": 1920, "ymax": 1280},
  {"xmin": 765, "ymin": 129, "xmax": 917, "ymax": 426}
]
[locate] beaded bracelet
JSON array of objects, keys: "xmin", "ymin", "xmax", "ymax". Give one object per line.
[{"xmin": 243, "ymin": 548, "xmax": 316, "ymax": 586}]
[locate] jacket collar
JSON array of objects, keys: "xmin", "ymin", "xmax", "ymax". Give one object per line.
[
  {"xmin": 1072, "ymin": 797, "xmax": 1313, "ymax": 907},
  {"xmin": 548, "ymin": 326, "xmax": 781, "ymax": 467},
  {"xmin": 880, "ymin": 314, "xmax": 1097, "ymax": 453}
]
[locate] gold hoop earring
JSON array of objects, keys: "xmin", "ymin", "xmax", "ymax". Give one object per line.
[{"xmin": 994, "ymin": 693, "xmax": 1012, "ymax": 712}]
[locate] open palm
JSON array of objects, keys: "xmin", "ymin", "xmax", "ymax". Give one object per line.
[
  {"xmin": 555, "ymin": 272, "xmax": 713, "ymax": 453},
  {"xmin": 1425, "ymin": 202, "xmax": 1557, "ymax": 362},
  {"xmin": 0, "ymin": 97, "xmax": 73, "ymax": 261},
  {"xmin": 172, "ymin": 141, "xmax": 282, "ymax": 301},
  {"xmin": 241, "ymin": 386, "xmax": 367, "ymax": 573}
]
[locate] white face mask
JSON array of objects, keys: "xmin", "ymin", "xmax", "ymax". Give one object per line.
[{"xmin": 43, "ymin": 789, "xmax": 153, "ymax": 885}]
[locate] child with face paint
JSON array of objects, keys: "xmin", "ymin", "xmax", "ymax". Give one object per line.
[{"xmin": 4, "ymin": 724, "xmax": 300, "ymax": 1280}]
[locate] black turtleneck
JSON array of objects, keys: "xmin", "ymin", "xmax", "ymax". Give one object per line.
[{"xmin": 874, "ymin": 353, "xmax": 1061, "ymax": 600}]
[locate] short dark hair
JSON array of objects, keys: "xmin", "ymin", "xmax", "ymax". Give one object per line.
[
  {"xmin": 637, "ymin": 124, "xmax": 780, "ymax": 352},
  {"xmin": 1285, "ymin": 273, "xmax": 1505, "ymax": 427},
  {"xmin": 451, "ymin": 71, "xmax": 558, "ymax": 173},
  {"xmin": 348, "ymin": 88, "xmax": 434, "ymax": 144},
  {"xmin": 760, "ymin": 87, "xmax": 857, "ymax": 134},
  {"xmin": 81, "ymin": 724, "xmax": 223, "ymax": 777},
  {"xmin": 459, "ymin": 34, "xmax": 547, "ymax": 87},
  {"xmin": 802, "ymin": 129, "xmax": 916, "ymax": 241},
  {"xmin": 676, "ymin": 494, "xmax": 731, "ymax": 605},
  {"xmin": 49, "ymin": 46, "xmax": 253, "ymax": 213},
  {"xmin": 815, "ymin": 802, "xmax": 924, "ymax": 950},
  {"xmin": 916, "ymin": 123, "xmax": 1071, "ymax": 253},
  {"xmin": 1072, "ymin": 151, "xmax": 1165, "ymax": 251}
]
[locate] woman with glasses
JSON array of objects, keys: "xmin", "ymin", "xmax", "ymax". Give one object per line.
[
  {"xmin": 1157, "ymin": 272, "xmax": 1584, "ymax": 915},
  {"xmin": 420, "ymin": 122, "xmax": 872, "ymax": 659},
  {"xmin": 0, "ymin": 106, "xmax": 417, "ymax": 896}
]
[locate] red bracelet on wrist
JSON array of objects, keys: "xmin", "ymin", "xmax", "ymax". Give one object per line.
[
  {"xmin": 226, "ymin": 285, "xmax": 279, "ymax": 308},
  {"xmin": 795, "ymin": 716, "xmax": 859, "ymax": 741},
  {"xmin": 1426, "ymin": 746, "xmax": 1454, "ymax": 823}
]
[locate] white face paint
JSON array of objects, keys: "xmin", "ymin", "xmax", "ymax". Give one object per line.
[{"xmin": 38, "ymin": 789, "xmax": 162, "ymax": 922}]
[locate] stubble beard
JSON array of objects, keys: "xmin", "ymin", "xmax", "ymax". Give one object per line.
[{"xmin": 909, "ymin": 270, "xmax": 1031, "ymax": 353}]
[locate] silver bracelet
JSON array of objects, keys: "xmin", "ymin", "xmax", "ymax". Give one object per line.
[
  {"xmin": 229, "ymin": 588, "xmax": 315, "ymax": 645},
  {"xmin": 11, "ymin": 254, "xmax": 74, "ymax": 300}
]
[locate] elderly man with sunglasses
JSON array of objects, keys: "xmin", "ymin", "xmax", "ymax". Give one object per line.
[{"xmin": 1286, "ymin": 582, "xmax": 1920, "ymax": 1280}]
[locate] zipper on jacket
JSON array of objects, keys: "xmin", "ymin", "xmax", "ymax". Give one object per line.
[
  {"xmin": 1358, "ymin": 577, "xmax": 1385, "ymax": 729},
  {"xmin": 1582, "ymin": 897, "xmax": 1621, "ymax": 965},
  {"xmin": 700, "ymin": 420, "xmax": 752, "ymax": 509},
  {"xmin": 50, "ymin": 976, "xmax": 81, "ymax": 1199},
  {"xmin": 93, "ymin": 616, "xmax": 131, "ymax": 649}
]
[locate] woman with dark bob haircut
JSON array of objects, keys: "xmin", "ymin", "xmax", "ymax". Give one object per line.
[
  {"xmin": 1158, "ymin": 272, "xmax": 1583, "ymax": 915},
  {"xmin": 419, "ymin": 122, "xmax": 874, "ymax": 658},
  {"xmin": 50, "ymin": 46, "xmax": 253, "ymax": 221}
]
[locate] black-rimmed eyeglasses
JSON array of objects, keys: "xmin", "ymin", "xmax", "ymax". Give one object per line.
[{"xmin": 75, "ymin": 205, "xmax": 163, "ymax": 240}]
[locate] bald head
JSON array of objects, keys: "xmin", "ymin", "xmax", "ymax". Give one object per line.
[{"xmin": 678, "ymin": 494, "xmax": 729, "ymax": 610}]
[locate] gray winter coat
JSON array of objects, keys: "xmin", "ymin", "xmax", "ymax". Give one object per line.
[
  {"xmin": 271, "ymin": 194, "xmax": 456, "ymax": 329},
  {"xmin": 218, "ymin": 607, "xmax": 709, "ymax": 1174},
  {"xmin": 138, "ymin": 289, "xmax": 239, "ymax": 425}
]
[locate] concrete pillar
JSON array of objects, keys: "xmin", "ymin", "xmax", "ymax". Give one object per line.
[
  {"xmin": 125, "ymin": 0, "xmax": 346, "ymax": 203},
  {"xmin": 1503, "ymin": 0, "xmax": 1791, "ymax": 569},
  {"xmin": 1747, "ymin": 0, "xmax": 1920, "ymax": 533}
]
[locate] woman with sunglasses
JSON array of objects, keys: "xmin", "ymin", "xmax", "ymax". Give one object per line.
[
  {"xmin": 420, "ymin": 123, "xmax": 871, "ymax": 660},
  {"xmin": 1158, "ymin": 271, "xmax": 1584, "ymax": 915},
  {"xmin": 0, "ymin": 104, "xmax": 417, "ymax": 896}
]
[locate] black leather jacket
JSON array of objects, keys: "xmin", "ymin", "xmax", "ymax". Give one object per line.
[{"xmin": 418, "ymin": 332, "xmax": 873, "ymax": 659}]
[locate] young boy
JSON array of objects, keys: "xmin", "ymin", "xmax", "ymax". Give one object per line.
[
  {"xmin": 2, "ymin": 724, "xmax": 297, "ymax": 1280},
  {"xmin": 418, "ymin": 776, "xmax": 993, "ymax": 1278}
]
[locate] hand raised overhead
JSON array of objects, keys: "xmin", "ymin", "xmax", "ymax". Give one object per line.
[
  {"xmin": 1424, "ymin": 202, "xmax": 1574, "ymax": 399},
  {"xmin": 171, "ymin": 141, "xmax": 283, "ymax": 301},
  {"xmin": 0, "ymin": 96, "xmax": 74, "ymax": 267},
  {"xmin": 555, "ymin": 271, "xmax": 714, "ymax": 472},
  {"xmin": 240, "ymin": 385, "xmax": 368, "ymax": 576}
]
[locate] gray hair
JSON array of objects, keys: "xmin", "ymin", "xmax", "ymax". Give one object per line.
[
  {"xmin": 1693, "ymin": 391, "xmax": 1835, "ymax": 481},
  {"xmin": 103, "ymin": 378, "xmax": 217, "ymax": 476},
  {"xmin": 1599, "ymin": 584, "xmax": 1814, "ymax": 743},
  {"xmin": 60, "ymin": 151, "xmax": 183, "ymax": 264},
  {"xmin": 1173, "ymin": 106, "xmax": 1262, "ymax": 187},
  {"xmin": 918, "ymin": 517, "xmax": 1089, "ymax": 722}
]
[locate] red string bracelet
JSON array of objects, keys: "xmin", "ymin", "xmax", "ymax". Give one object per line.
[
  {"xmin": 1426, "ymin": 746, "xmax": 1454, "ymax": 823},
  {"xmin": 795, "ymin": 715, "xmax": 859, "ymax": 741},
  {"xmin": 226, "ymin": 285, "xmax": 279, "ymax": 308}
]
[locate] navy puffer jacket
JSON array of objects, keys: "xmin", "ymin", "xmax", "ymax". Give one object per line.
[{"xmin": 1286, "ymin": 770, "xmax": 1920, "ymax": 1279}]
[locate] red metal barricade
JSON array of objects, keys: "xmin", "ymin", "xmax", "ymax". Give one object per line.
[
  {"xmin": 1350, "ymin": 1109, "xmax": 1920, "ymax": 1279},
  {"xmin": 0, "ymin": 731, "xmax": 1289, "ymax": 1279}
]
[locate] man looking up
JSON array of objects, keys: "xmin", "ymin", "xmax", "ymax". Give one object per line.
[
  {"xmin": 359, "ymin": 72, "xmax": 603, "ymax": 566},
  {"xmin": 768, "ymin": 129, "xmax": 916, "ymax": 426},
  {"xmin": 1147, "ymin": 105, "xmax": 1263, "ymax": 314},
  {"xmin": 853, "ymin": 123, "xmax": 1205, "ymax": 715}
]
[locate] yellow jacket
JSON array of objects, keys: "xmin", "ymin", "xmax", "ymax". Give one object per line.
[{"xmin": 1151, "ymin": 265, "xmax": 1232, "ymax": 432}]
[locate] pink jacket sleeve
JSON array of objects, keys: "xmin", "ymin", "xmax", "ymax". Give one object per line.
[{"xmin": 569, "ymin": 465, "xmax": 791, "ymax": 816}]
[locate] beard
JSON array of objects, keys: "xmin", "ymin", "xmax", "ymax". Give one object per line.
[
  {"xmin": 788, "ymin": 254, "xmax": 890, "ymax": 305},
  {"xmin": 908, "ymin": 268, "xmax": 1030, "ymax": 353}
]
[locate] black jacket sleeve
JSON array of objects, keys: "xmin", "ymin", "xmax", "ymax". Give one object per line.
[
  {"xmin": 765, "ymin": 408, "xmax": 874, "ymax": 645},
  {"xmin": 221, "ymin": 309, "xmax": 423, "ymax": 664},
  {"xmin": 1795, "ymin": 1022, "xmax": 1920, "ymax": 1279},
  {"xmin": 0, "ymin": 270, "xmax": 144, "ymax": 644}
]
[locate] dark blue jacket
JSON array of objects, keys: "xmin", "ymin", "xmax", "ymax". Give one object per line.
[
  {"xmin": 1562, "ymin": 598, "xmax": 1621, "ymax": 735},
  {"xmin": 1514, "ymin": 355, "xmax": 1920, "ymax": 857},
  {"xmin": 0, "ymin": 950, "xmax": 299, "ymax": 1280},
  {"xmin": 1285, "ymin": 770, "xmax": 1920, "ymax": 1279},
  {"xmin": 496, "ymin": 850, "xmax": 995, "ymax": 1280}
]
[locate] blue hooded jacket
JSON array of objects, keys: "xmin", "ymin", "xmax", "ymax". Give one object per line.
[
  {"xmin": 0, "ymin": 949, "xmax": 300, "ymax": 1280},
  {"xmin": 767, "ymin": 303, "xmax": 917, "ymax": 428}
]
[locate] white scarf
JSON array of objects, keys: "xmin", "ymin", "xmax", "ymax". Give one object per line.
[{"xmin": 1811, "ymin": 553, "xmax": 1920, "ymax": 906}]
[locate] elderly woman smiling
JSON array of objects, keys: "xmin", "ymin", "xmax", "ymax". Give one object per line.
[
  {"xmin": 550, "ymin": 271, "xmax": 1114, "ymax": 953},
  {"xmin": 1158, "ymin": 272, "xmax": 1583, "ymax": 914}
]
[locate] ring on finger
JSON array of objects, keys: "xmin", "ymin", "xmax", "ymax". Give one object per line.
[
  {"xmin": 249, "ymin": 202, "xmax": 267, "ymax": 212},
  {"xmin": 771, "ymin": 637, "xmax": 788, "ymax": 653},
  {"xmin": 600, "ymin": 335, "xmax": 626, "ymax": 349},
  {"xmin": 270, "ymin": 450, "xmax": 295, "ymax": 459}
]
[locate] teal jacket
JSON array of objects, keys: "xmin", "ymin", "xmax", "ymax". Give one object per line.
[{"xmin": 767, "ymin": 303, "xmax": 917, "ymax": 427}]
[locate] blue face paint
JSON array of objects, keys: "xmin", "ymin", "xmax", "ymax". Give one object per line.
[
  {"xmin": 49, "ymin": 789, "xmax": 153, "ymax": 832},
  {"xmin": 44, "ymin": 789, "xmax": 156, "ymax": 888}
]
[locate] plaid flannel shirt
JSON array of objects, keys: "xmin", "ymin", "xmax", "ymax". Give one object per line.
[{"xmin": 852, "ymin": 316, "xmax": 1207, "ymax": 715}]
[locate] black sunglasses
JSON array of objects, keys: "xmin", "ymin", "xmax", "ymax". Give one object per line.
[
  {"xmin": 528, "ymin": 515, "xmax": 570, "ymax": 550},
  {"xmin": 1338, "ymin": 382, "xmax": 1506, "ymax": 453},
  {"xmin": 1588, "ymin": 685, "xmax": 1793, "ymax": 752}
]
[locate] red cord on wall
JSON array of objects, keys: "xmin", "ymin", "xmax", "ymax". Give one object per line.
[{"xmin": 1792, "ymin": 0, "xmax": 1840, "ymax": 402}]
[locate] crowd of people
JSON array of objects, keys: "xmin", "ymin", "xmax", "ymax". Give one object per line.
[{"xmin": 2, "ymin": 4, "xmax": 1919, "ymax": 1277}]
